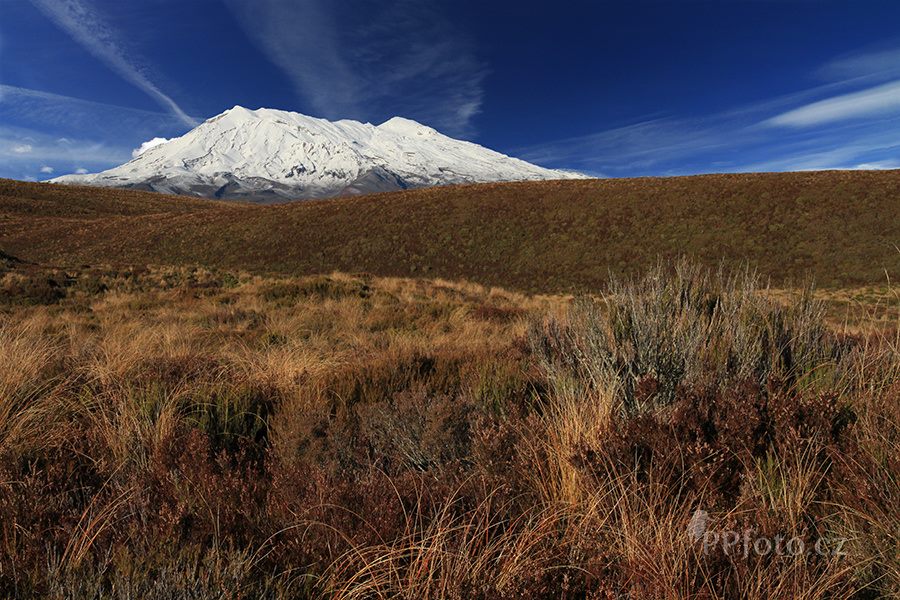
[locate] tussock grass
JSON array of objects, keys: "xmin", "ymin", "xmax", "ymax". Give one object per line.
[
  {"xmin": 0, "ymin": 260, "xmax": 896, "ymax": 598},
  {"xmin": 530, "ymin": 261, "xmax": 837, "ymax": 415}
]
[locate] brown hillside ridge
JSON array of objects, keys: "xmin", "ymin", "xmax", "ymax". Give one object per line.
[{"xmin": 1, "ymin": 169, "xmax": 899, "ymax": 293}]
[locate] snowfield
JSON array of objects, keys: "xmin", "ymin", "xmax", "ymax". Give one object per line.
[{"xmin": 53, "ymin": 106, "xmax": 586, "ymax": 201}]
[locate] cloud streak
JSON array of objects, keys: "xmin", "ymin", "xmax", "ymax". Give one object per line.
[
  {"xmin": 0, "ymin": 125, "xmax": 129, "ymax": 167},
  {"xmin": 28, "ymin": 0, "xmax": 196, "ymax": 127},
  {"xmin": 0, "ymin": 84, "xmax": 187, "ymax": 135},
  {"xmin": 766, "ymin": 80, "xmax": 900, "ymax": 128},
  {"xmin": 517, "ymin": 117, "xmax": 733, "ymax": 174},
  {"xmin": 517, "ymin": 102, "xmax": 900, "ymax": 177},
  {"xmin": 224, "ymin": 0, "xmax": 486, "ymax": 136},
  {"xmin": 517, "ymin": 41, "xmax": 900, "ymax": 177},
  {"xmin": 0, "ymin": 84, "xmax": 191, "ymax": 179},
  {"xmin": 817, "ymin": 45, "xmax": 900, "ymax": 83}
]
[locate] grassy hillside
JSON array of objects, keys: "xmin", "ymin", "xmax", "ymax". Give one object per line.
[
  {"xmin": 2, "ymin": 167, "xmax": 898, "ymax": 597},
  {"xmin": 2, "ymin": 170, "xmax": 899, "ymax": 292}
]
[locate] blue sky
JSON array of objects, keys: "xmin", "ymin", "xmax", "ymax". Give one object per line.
[{"xmin": 1, "ymin": 0, "xmax": 900, "ymax": 181}]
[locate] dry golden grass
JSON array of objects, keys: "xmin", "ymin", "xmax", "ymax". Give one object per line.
[{"xmin": 0, "ymin": 260, "xmax": 897, "ymax": 598}]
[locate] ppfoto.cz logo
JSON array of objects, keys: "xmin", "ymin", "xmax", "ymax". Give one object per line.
[{"xmin": 688, "ymin": 510, "xmax": 847, "ymax": 558}]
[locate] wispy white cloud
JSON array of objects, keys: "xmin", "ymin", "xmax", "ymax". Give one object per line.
[
  {"xmin": 817, "ymin": 45, "xmax": 900, "ymax": 83},
  {"xmin": 517, "ymin": 117, "xmax": 731, "ymax": 173},
  {"xmin": 39, "ymin": 165, "xmax": 54, "ymax": 174},
  {"xmin": 224, "ymin": 0, "xmax": 486, "ymax": 136},
  {"xmin": 224, "ymin": 0, "xmax": 355, "ymax": 116},
  {"xmin": 766, "ymin": 80, "xmax": 900, "ymax": 128},
  {"xmin": 0, "ymin": 86, "xmax": 176, "ymax": 178},
  {"xmin": 853, "ymin": 160, "xmax": 900, "ymax": 170},
  {"xmin": 761, "ymin": 43, "xmax": 900, "ymax": 129},
  {"xmin": 28, "ymin": 0, "xmax": 196, "ymax": 127},
  {"xmin": 0, "ymin": 84, "xmax": 185, "ymax": 134},
  {"xmin": 733, "ymin": 137, "xmax": 895, "ymax": 174},
  {"xmin": 0, "ymin": 126, "xmax": 126, "ymax": 166},
  {"xmin": 517, "ymin": 41, "xmax": 900, "ymax": 176},
  {"xmin": 0, "ymin": 84, "xmax": 186, "ymax": 166},
  {"xmin": 517, "ymin": 100, "xmax": 900, "ymax": 177},
  {"xmin": 0, "ymin": 84, "xmax": 188, "ymax": 175}
]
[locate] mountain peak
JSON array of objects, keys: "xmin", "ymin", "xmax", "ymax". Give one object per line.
[
  {"xmin": 52, "ymin": 107, "xmax": 587, "ymax": 202},
  {"xmin": 207, "ymin": 104, "xmax": 260, "ymax": 125},
  {"xmin": 378, "ymin": 116, "xmax": 437, "ymax": 137}
]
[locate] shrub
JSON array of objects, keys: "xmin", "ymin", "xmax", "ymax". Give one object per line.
[
  {"xmin": 530, "ymin": 261, "xmax": 836, "ymax": 416},
  {"xmin": 186, "ymin": 384, "xmax": 277, "ymax": 454},
  {"xmin": 0, "ymin": 273, "xmax": 67, "ymax": 306},
  {"xmin": 260, "ymin": 276, "xmax": 371, "ymax": 305}
]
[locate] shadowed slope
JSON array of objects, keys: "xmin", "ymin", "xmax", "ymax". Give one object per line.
[{"xmin": 2, "ymin": 170, "xmax": 899, "ymax": 292}]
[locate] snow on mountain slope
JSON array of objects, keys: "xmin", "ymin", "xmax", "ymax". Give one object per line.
[{"xmin": 52, "ymin": 106, "xmax": 586, "ymax": 202}]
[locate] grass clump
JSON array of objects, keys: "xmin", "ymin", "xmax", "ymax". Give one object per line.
[
  {"xmin": 260, "ymin": 275, "xmax": 371, "ymax": 305},
  {"xmin": 531, "ymin": 260, "xmax": 836, "ymax": 415}
]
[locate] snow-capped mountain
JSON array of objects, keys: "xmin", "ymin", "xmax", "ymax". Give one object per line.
[{"xmin": 52, "ymin": 106, "xmax": 586, "ymax": 201}]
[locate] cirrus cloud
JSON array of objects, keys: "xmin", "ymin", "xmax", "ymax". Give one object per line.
[
  {"xmin": 224, "ymin": 0, "xmax": 486, "ymax": 137},
  {"xmin": 28, "ymin": 0, "xmax": 196, "ymax": 127},
  {"xmin": 766, "ymin": 80, "xmax": 900, "ymax": 128}
]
